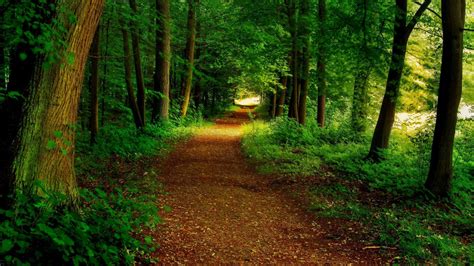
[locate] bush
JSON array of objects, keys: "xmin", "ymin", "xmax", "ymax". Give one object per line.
[{"xmin": 0, "ymin": 183, "xmax": 160, "ymax": 265}]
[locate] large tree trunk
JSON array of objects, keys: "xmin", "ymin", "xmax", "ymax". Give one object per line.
[
  {"xmin": 287, "ymin": 0, "xmax": 299, "ymax": 121},
  {"xmin": 129, "ymin": 0, "xmax": 146, "ymax": 125},
  {"xmin": 367, "ymin": 0, "xmax": 431, "ymax": 161},
  {"xmin": 425, "ymin": 0, "xmax": 465, "ymax": 197},
  {"xmin": 90, "ymin": 27, "xmax": 100, "ymax": 144},
  {"xmin": 298, "ymin": 0, "xmax": 311, "ymax": 125},
  {"xmin": 11, "ymin": 0, "xmax": 104, "ymax": 202},
  {"xmin": 316, "ymin": 0, "xmax": 327, "ymax": 127},
  {"xmin": 180, "ymin": 0, "xmax": 198, "ymax": 117},
  {"xmin": 121, "ymin": 26, "xmax": 144, "ymax": 129},
  {"xmin": 153, "ymin": 0, "xmax": 171, "ymax": 122}
]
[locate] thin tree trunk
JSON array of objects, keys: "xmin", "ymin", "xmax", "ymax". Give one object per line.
[
  {"xmin": 121, "ymin": 26, "xmax": 144, "ymax": 128},
  {"xmin": 0, "ymin": 19, "xmax": 5, "ymax": 90},
  {"xmin": 276, "ymin": 76, "xmax": 287, "ymax": 117},
  {"xmin": 90, "ymin": 27, "xmax": 100, "ymax": 144},
  {"xmin": 287, "ymin": 0, "xmax": 299, "ymax": 120},
  {"xmin": 101, "ymin": 19, "xmax": 110, "ymax": 127},
  {"xmin": 351, "ymin": 65, "xmax": 371, "ymax": 132},
  {"xmin": 129, "ymin": 0, "xmax": 146, "ymax": 125},
  {"xmin": 317, "ymin": 0, "xmax": 327, "ymax": 127},
  {"xmin": 368, "ymin": 0, "xmax": 432, "ymax": 161},
  {"xmin": 425, "ymin": 0, "xmax": 465, "ymax": 197},
  {"xmin": 298, "ymin": 0, "xmax": 311, "ymax": 124},
  {"xmin": 12, "ymin": 0, "xmax": 104, "ymax": 202},
  {"xmin": 180, "ymin": 0, "xmax": 198, "ymax": 117}
]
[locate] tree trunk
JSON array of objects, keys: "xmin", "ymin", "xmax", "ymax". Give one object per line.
[
  {"xmin": 153, "ymin": 0, "xmax": 171, "ymax": 122},
  {"xmin": 298, "ymin": 0, "xmax": 311, "ymax": 125},
  {"xmin": 129, "ymin": 0, "xmax": 146, "ymax": 125},
  {"xmin": 368, "ymin": 0, "xmax": 432, "ymax": 161},
  {"xmin": 121, "ymin": 26, "xmax": 144, "ymax": 129},
  {"xmin": 101, "ymin": 19, "xmax": 110, "ymax": 127},
  {"xmin": 317, "ymin": 0, "xmax": 327, "ymax": 127},
  {"xmin": 12, "ymin": 0, "xmax": 104, "ymax": 202},
  {"xmin": 271, "ymin": 89, "xmax": 277, "ymax": 118},
  {"xmin": 90, "ymin": 27, "xmax": 100, "ymax": 144},
  {"xmin": 180, "ymin": 0, "xmax": 198, "ymax": 117},
  {"xmin": 276, "ymin": 76, "xmax": 287, "ymax": 117},
  {"xmin": 0, "ymin": 19, "xmax": 5, "ymax": 90},
  {"xmin": 287, "ymin": 0, "xmax": 299, "ymax": 120},
  {"xmin": 425, "ymin": 0, "xmax": 465, "ymax": 197},
  {"xmin": 351, "ymin": 65, "xmax": 371, "ymax": 133}
]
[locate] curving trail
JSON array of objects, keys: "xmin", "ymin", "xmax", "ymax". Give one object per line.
[{"xmin": 154, "ymin": 108, "xmax": 390, "ymax": 264}]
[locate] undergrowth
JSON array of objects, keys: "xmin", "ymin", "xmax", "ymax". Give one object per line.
[
  {"xmin": 242, "ymin": 116, "xmax": 473, "ymax": 263},
  {"xmin": 1, "ymin": 115, "xmax": 206, "ymax": 265}
]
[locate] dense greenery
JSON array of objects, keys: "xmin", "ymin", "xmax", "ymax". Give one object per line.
[{"xmin": 0, "ymin": 0, "xmax": 472, "ymax": 264}]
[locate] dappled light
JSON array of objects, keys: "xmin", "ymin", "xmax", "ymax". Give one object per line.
[{"xmin": 0, "ymin": 0, "xmax": 472, "ymax": 264}]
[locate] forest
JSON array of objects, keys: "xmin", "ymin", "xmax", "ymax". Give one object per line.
[{"xmin": 0, "ymin": 0, "xmax": 472, "ymax": 264}]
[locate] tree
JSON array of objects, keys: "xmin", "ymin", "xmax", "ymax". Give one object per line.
[
  {"xmin": 6, "ymin": 0, "xmax": 104, "ymax": 202},
  {"xmin": 368, "ymin": 0, "xmax": 432, "ymax": 161},
  {"xmin": 287, "ymin": 0, "xmax": 299, "ymax": 121},
  {"xmin": 121, "ymin": 24, "xmax": 144, "ymax": 128},
  {"xmin": 129, "ymin": 0, "xmax": 146, "ymax": 125},
  {"xmin": 153, "ymin": 0, "xmax": 171, "ymax": 122},
  {"xmin": 425, "ymin": 0, "xmax": 466, "ymax": 197},
  {"xmin": 297, "ymin": 0, "xmax": 311, "ymax": 124},
  {"xmin": 181, "ymin": 0, "xmax": 199, "ymax": 117},
  {"xmin": 90, "ymin": 27, "xmax": 100, "ymax": 144},
  {"xmin": 316, "ymin": 0, "xmax": 327, "ymax": 128}
]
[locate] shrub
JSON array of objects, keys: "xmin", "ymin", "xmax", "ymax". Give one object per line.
[{"xmin": 0, "ymin": 183, "xmax": 160, "ymax": 265}]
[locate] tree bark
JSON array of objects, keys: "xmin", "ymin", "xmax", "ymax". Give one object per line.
[
  {"xmin": 276, "ymin": 76, "xmax": 287, "ymax": 117},
  {"xmin": 153, "ymin": 0, "xmax": 171, "ymax": 122},
  {"xmin": 11, "ymin": 0, "xmax": 104, "ymax": 202},
  {"xmin": 0, "ymin": 18, "xmax": 5, "ymax": 90},
  {"xmin": 180, "ymin": 0, "xmax": 198, "ymax": 117},
  {"xmin": 368, "ymin": 0, "xmax": 432, "ymax": 161},
  {"xmin": 425, "ymin": 0, "xmax": 465, "ymax": 197},
  {"xmin": 121, "ymin": 26, "xmax": 144, "ymax": 129},
  {"xmin": 287, "ymin": 0, "xmax": 299, "ymax": 121},
  {"xmin": 317, "ymin": 0, "xmax": 327, "ymax": 127},
  {"xmin": 351, "ymin": 65, "xmax": 371, "ymax": 133},
  {"xmin": 90, "ymin": 27, "xmax": 100, "ymax": 144},
  {"xmin": 298, "ymin": 0, "xmax": 311, "ymax": 125},
  {"xmin": 129, "ymin": 0, "xmax": 146, "ymax": 125}
]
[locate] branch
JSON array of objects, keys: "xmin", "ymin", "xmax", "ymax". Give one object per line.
[
  {"xmin": 415, "ymin": 1, "xmax": 441, "ymax": 20},
  {"xmin": 463, "ymin": 28, "xmax": 474, "ymax": 32},
  {"xmin": 406, "ymin": 0, "xmax": 432, "ymax": 34}
]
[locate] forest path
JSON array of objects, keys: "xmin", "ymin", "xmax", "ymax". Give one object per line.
[{"xmin": 154, "ymin": 108, "xmax": 388, "ymax": 264}]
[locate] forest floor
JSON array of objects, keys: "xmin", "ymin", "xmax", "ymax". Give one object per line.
[{"xmin": 152, "ymin": 108, "xmax": 395, "ymax": 264}]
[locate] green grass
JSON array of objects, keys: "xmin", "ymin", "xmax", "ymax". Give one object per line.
[{"xmin": 242, "ymin": 117, "xmax": 473, "ymax": 263}]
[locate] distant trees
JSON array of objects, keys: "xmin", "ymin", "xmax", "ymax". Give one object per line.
[
  {"xmin": 90, "ymin": 28, "xmax": 101, "ymax": 144},
  {"xmin": 425, "ymin": 0, "xmax": 466, "ymax": 197}
]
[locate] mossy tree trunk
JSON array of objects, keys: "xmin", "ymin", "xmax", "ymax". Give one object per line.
[
  {"xmin": 287, "ymin": 0, "xmax": 299, "ymax": 121},
  {"xmin": 425, "ymin": 0, "xmax": 465, "ymax": 197},
  {"xmin": 12, "ymin": 0, "xmax": 105, "ymax": 202}
]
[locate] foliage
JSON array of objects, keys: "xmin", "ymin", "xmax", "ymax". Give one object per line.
[
  {"xmin": 0, "ymin": 182, "xmax": 160, "ymax": 265},
  {"xmin": 242, "ymin": 117, "xmax": 473, "ymax": 262}
]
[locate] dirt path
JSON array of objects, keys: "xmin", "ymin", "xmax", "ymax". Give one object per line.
[{"xmin": 154, "ymin": 108, "xmax": 389, "ymax": 264}]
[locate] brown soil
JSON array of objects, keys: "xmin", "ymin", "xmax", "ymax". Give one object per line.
[{"xmin": 153, "ymin": 108, "xmax": 393, "ymax": 264}]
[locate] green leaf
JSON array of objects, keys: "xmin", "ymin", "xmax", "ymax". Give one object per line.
[
  {"xmin": 19, "ymin": 53, "xmax": 28, "ymax": 61},
  {"xmin": 47, "ymin": 140, "xmax": 57, "ymax": 150},
  {"xmin": 54, "ymin": 130, "xmax": 63, "ymax": 138},
  {"xmin": 0, "ymin": 239, "xmax": 14, "ymax": 254}
]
